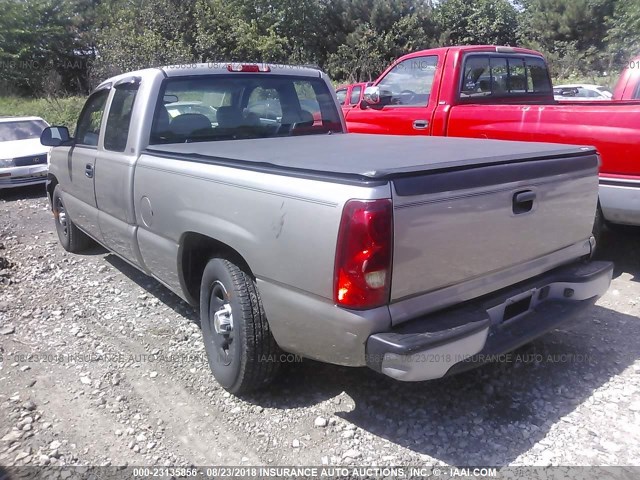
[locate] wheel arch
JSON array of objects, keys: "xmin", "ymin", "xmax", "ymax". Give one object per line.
[
  {"xmin": 178, "ymin": 231, "xmax": 254, "ymax": 306},
  {"xmin": 46, "ymin": 173, "xmax": 58, "ymax": 207}
]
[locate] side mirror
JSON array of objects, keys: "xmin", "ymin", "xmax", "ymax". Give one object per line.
[
  {"xmin": 363, "ymin": 86, "xmax": 381, "ymax": 106},
  {"xmin": 41, "ymin": 126, "xmax": 72, "ymax": 147}
]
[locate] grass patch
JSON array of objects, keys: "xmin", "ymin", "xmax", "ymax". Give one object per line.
[{"xmin": 0, "ymin": 96, "xmax": 85, "ymax": 132}]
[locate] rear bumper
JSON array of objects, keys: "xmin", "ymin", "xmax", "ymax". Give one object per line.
[
  {"xmin": 366, "ymin": 260, "xmax": 613, "ymax": 382},
  {"xmin": 599, "ymin": 177, "xmax": 640, "ymax": 226}
]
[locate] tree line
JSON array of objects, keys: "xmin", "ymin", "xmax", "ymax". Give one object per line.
[{"xmin": 0, "ymin": 0, "xmax": 639, "ymax": 97}]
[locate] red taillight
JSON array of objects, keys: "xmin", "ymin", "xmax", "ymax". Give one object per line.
[
  {"xmin": 334, "ymin": 199, "xmax": 393, "ymax": 309},
  {"xmin": 227, "ymin": 63, "xmax": 270, "ymax": 73}
]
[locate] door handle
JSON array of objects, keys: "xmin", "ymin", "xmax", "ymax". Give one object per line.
[
  {"xmin": 413, "ymin": 120, "xmax": 429, "ymax": 130},
  {"xmin": 85, "ymin": 164, "xmax": 94, "ymax": 178},
  {"xmin": 513, "ymin": 190, "xmax": 536, "ymax": 214},
  {"xmin": 514, "ymin": 191, "xmax": 536, "ymax": 203}
]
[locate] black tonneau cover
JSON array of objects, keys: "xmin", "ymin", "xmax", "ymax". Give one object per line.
[{"xmin": 146, "ymin": 134, "xmax": 596, "ymax": 180}]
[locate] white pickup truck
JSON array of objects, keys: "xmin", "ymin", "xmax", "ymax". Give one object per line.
[{"xmin": 41, "ymin": 63, "xmax": 612, "ymax": 394}]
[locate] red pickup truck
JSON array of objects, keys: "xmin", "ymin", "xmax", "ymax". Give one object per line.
[
  {"xmin": 344, "ymin": 46, "xmax": 640, "ymax": 233},
  {"xmin": 613, "ymin": 56, "xmax": 640, "ymax": 100},
  {"xmin": 336, "ymin": 82, "xmax": 372, "ymax": 112}
]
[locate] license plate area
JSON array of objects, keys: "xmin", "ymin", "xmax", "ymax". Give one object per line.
[
  {"xmin": 486, "ymin": 290, "xmax": 536, "ymax": 326},
  {"xmin": 503, "ymin": 294, "xmax": 532, "ymax": 323}
]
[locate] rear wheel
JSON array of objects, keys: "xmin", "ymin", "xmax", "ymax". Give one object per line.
[
  {"xmin": 52, "ymin": 186, "xmax": 92, "ymax": 253},
  {"xmin": 199, "ymin": 258, "xmax": 281, "ymax": 394}
]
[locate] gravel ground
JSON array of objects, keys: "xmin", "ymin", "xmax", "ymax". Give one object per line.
[{"xmin": 0, "ymin": 185, "xmax": 639, "ymax": 469}]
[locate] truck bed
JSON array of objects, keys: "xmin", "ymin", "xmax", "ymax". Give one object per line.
[
  {"xmin": 146, "ymin": 135, "xmax": 596, "ymax": 181},
  {"xmin": 446, "ymin": 102, "xmax": 640, "ymax": 176}
]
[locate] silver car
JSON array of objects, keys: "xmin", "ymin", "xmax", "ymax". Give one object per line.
[
  {"xmin": 553, "ymin": 84, "xmax": 613, "ymax": 101},
  {"xmin": 0, "ymin": 116, "xmax": 50, "ymax": 189}
]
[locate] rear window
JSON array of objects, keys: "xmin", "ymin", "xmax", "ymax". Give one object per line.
[
  {"xmin": 150, "ymin": 74, "xmax": 342, "ymax": 144},
  {"xmin": 460, "ymin": 55, "xmax": 552, "ymax": 98},
  {"xmin": 0, "ymin": 120, "xmax": 48, "ymax": 142}
]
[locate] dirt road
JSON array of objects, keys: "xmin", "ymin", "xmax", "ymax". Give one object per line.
[{"xmin": 1, "ymin": 185, "xmax": 639, "ymax": 469}]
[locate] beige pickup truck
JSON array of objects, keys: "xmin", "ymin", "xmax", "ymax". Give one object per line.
[{"xmin": 40, "ymin": 62, "xmax": 612, "ymax": 393}]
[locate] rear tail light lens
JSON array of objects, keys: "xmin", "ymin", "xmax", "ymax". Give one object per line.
[{"xmin": 334, "ymin": 199, "xmax": 393, "ymax": 309}]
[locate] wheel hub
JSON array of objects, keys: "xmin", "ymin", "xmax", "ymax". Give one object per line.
[
  {"xmin": 213, "ymin": 303, "xmax": 233, "ymax": 335},
  {"xmin": 55, "ymin": 198, "xmax": 68, "ymax": 236}
]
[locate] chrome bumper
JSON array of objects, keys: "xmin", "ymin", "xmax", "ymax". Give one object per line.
[
  {"xmin": 366, "ymin": 260, "xmax": 613, "ymax": 382},
  {"xmin": 0, "ymin": 165, "xmax": 48, "ymax": 189},
  {"xmin": 599, "ymin": 177, "xmax": 640, "ymax": 226}
]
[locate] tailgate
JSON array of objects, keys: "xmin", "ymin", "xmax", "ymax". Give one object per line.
[{"xmin": 390, "ymin": 152, "xmax": 599, "ymax": 303}]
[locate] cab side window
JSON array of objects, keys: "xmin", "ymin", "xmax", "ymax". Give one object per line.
[
  {"xmin": 349, "ymin": 86, "xmax": 362, "ymax": 105},
  {"xmin": 104, "ymin": 85, "xmax": 139, "ymax": 152},
  {"xmin": 75, "ymin": 90, "xmax": 110, "ymax": 146},
  {"xmin": 376, "ymin": 55, "xmax": 437, "ymax": 106},
  {"xmin": 336, "ymin": 88, "xmax": 347, "ymax": 105}
]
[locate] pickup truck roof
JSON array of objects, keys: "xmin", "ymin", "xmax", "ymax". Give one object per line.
[
  {"xmin": 396, "ymin": 45, "xmax": 543, "ymax": 60},
  {"xmin": 96, "ymin": 63, "xmax": 325, "ymax": 90},
  {"xmin": 147, "ymin": 134, "xmax": 595, "ymax": 181}
]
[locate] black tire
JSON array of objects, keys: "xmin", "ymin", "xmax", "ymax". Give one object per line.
[
  {"xmin": 52, "ymin": 186, "xmax": 92, "ymax": 253},
  {"xmin": 199, "ymin": 258, "xmax": 281, "ymax": 394}
]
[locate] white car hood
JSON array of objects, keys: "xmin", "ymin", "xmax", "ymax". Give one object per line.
[{"xmin": 0, "ymin": 138, "xmax": 48, "ymax": 160}]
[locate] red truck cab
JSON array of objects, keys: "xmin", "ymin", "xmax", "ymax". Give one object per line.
[
  {"xmin": 613, "ymin": 56, "xmax": 640, "ymax": 100},
  {"xmin": 344, "ymin": 45, "xmax": 640, "ymax": 230}
]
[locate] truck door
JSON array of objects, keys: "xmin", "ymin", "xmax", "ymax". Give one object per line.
[
  {"xmin": 62, "ymin": 88, "xmax": 110, "ymax": 241},
  {"xmin": 94, "ymin": 80, "xmax": 145, "ymax": 268},
  {"xmin": 344, "ymin": 55, "xmax": 439, "ymax": 135}
]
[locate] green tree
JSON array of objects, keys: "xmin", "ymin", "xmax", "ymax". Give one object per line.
[
  {"xmin": 92, "ymin": 0, "xmax": 195, "ymax": 78},
  {"xmin": 606, "ymin": 0, "xmax": 640, "ymax": 71},
  {"xmin": 325, "ymin": 0, "xmax": 437, "ymax": 82},
  {"xmin": 517, "ymin": 0, "xmax": 616, "ymax": 76},
  {"xmin": 0, "ymin": 0, "xmax": 95, "ymax": 95},
  {"xmin": 434, "ymin": 0, "xmax": 518, "ymax": 46}
]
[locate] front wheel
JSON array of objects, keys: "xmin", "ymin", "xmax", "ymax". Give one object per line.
[
  {"xmin": 52, "ymin": 186, "xmax": 92, "ymax": 253},
  {"xmin": 199, "ymin": 258, "xmax": 281, "ymax": 394}
]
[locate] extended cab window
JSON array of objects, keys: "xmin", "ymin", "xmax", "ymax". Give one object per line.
[
  {"xmin": 376, "ymin": 56, "xmax": 437, "ymax": 106},
  {"xmin": 150, "ymin": 75, "xmax": 342, "ymax": 144},
  {"xmin": 336, "ymin": 88, "xmax": 347, "ymax": 105},
  {"xmin": 104, "ymin": 85, "xmax": 139, "ymax": 152},
  {"xmin": 460, "ymin": 55, "xmax": 552, "ymax": 98},
  {"xmin": 75, "ymin": 89, "xmax": 110, "ymax": 146},
  {"xmin": 349, "ymin": 86, "xmax": 362, "ymax": 105}
]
